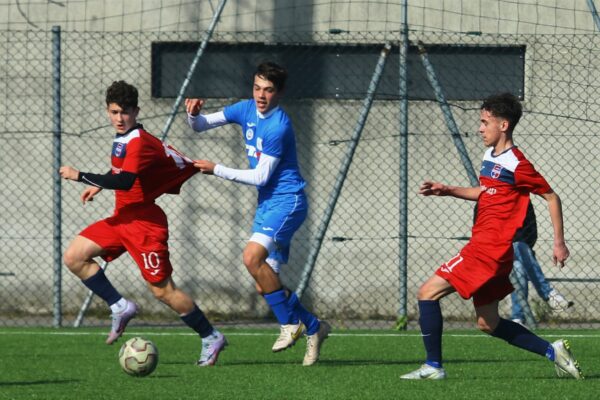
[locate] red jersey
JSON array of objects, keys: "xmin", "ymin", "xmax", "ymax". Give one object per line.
[
  {"xmin": 110, "ymin": 125, "xmax": 198, "ymax": 210},
  {"xmin": 472, "ymin": 146, "xmax": 551, "ymax": 261}
]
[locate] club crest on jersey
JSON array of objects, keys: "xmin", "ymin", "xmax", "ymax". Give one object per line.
[
  {"xmin": 491, "ymin": 164, "xmax": 502, "ymax": 179},
  {"xmin": 113, "ymin": 142, "xmax": 126, "ymax": 158},
  {"xmin": 246, "ymin": 128, "xmax": 254, "ymax": 140}
]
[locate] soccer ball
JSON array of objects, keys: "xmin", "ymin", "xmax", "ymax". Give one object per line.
[{"xmin": 118, "ymin": 337, "xmax": 159, "ymax": 377}]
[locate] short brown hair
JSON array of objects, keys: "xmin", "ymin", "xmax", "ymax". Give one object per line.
[
  {"xmin": 255, "ymin": 62, "xmax": 288, "ymax": 92},
  {"xmin": 106, "ymin": 80, "xmax": 138, "ymax": 110},
  {"xmin": 481, "ymin": 93, "xmax": 522, "ymax": 133}
]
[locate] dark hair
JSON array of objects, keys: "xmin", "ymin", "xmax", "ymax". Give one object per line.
[
  {"xmin": 105, "ymin": 80, "xmax": 138, "ymax": 110},
  {"xmin": 255, "ymin": 61, "xmax": 288, "ymax": 92},
  {"xmin": 480, "ymin": 92, "xmax": 522, "ymax": 133}
]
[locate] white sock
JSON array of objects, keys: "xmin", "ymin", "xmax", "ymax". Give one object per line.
[{"xmin": 110, "ymin": 297, "xmax": 127, "ymax": 314}]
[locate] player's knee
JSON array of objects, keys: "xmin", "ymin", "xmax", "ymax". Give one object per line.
[
  {"xmin": 416, "ymin": 282, "xmax": 435, "ymax": 300},
  {"xmin": 63, "ymin": 247, "xmax": 83, "ymax": 272},
  {"xmin": 242, "ymin": 249, "xmax": 261, "ymax": 275}
]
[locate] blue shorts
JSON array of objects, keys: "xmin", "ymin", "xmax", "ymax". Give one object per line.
[{"xmin": 251, "ymin": 192, "xmax": 308, "ymax": 264}]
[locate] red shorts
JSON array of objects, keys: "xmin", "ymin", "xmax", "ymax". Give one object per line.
[
  {"xmin": 435, "ymin": 242, "xmax": 514, "ymax": 307},
  {"xmin": 80, "ymin": 203, "xmax": 173, "ymax": 283}
]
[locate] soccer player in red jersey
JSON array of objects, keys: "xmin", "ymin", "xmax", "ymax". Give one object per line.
[
  {"xmin": 400, "ymin": 93, "xmax": 582, "ymax": 380},
  {"xmin": 59, "ymin": 81, "xmax": 226, "ymax": 366}
]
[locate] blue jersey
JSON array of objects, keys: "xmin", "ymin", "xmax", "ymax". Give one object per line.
[{"xmin": 223, "ymin": 99, "xmax": 306, "ymax": 197}]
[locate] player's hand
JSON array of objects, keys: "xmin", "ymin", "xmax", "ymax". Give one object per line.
[
  {"xmin": 419, "ymin": 180, "xmax": 447, "ymax": 196},
  {"xmin": 81, "ymin": 186, "xmax": 102, "ymax": 204},
  {"xmin": 553, "ymin": 241, "xmax": 570, "ymax": 269},
  {"xmin": 193, "ymin": 159, "xmax": 216, "ymax": 175},
  {"xmin": 185, "ymin": 98, "xmax": 205, "ymax": 116},
  {"xmin": 59, "ymin": 166, "xmax": 79, "ymax": 181}
]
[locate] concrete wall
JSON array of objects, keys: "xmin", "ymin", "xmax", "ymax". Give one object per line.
[{"xmin": 0, "ymin": 0, "xmax": 596, "ymax": 33}]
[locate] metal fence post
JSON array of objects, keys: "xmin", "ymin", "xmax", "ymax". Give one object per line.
[
  {"xmin": 396, "ymin": 0, "xmax": 409, "ymax": 330},
  {"xmin": 52, "ymin": 25, "xmax": 62, "ymax": 328}
]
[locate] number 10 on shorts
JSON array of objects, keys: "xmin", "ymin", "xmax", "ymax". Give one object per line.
[{"xmin": 141, "ymin": 252, "xmax": 161, "ymax": 276}]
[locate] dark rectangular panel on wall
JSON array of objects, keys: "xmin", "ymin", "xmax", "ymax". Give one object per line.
[{"xmin": 152, "ymin": 42, "xmax": 525, "ymax": 100}]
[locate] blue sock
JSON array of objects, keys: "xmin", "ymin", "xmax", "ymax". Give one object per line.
[
  {"xmin": 285, "ymin": 291, "xmax": 300, "ymax": 325},
  {"xmin": 418, "ymin": 300, "xmax": 443, "ymax": 368},
  {"xmin": 490, "ymin": 318, "xmax": 550, "ymax": 356},
  {"xmin": 81, "ymin": 269, "xmax": 122, "ymax": 306},
  {"xmin": 264, "ymin": 289, "xmax": 291, "ymax": 325},
  {"xmin": 180, "ymin": 305, "xmax": 214, "ymax": 338},
  {"xmin": 287, "ymin": 292, "xmax": 320, "ymax": 335}
]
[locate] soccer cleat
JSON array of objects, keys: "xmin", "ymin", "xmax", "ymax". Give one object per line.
[
  {"xmin": 272, "ymin": 323, "xmax": 305, "ymax": 352},
  {"xmin": 106, "ymin": 300, "xmax": 138, "ymax": 345},
  {"xmin": 197, "ymin": 330, "xmax": 227, "ymax": 367},
  {"xmin": 552, "ymin": 339, "xmax": 583, "ymax": 379},
  {"xmin": 547, "ymin": 289, "xmax": 574, "ymax": 311},
  {"xmin": 400, "ymin": 364, "xmax": 447, "ymax": 380},
  {"xmin": 302, "ymin": 321, "xmax": 331, "ymax": 366}
]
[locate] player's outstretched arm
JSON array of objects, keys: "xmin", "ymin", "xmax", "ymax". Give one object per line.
[
  {"xmin": 60, "ymin": 166, "xmax": 136, "ymax": 191},
  {"xmin": 193, "ymin": 154, "xmax": 280, "ymax": 187},
  {"xmin": 419, "ymin": 180, "xmax": 481, "ymax": 200},
  {"xmin": 539, "ymin": 190, "xmax": 569, "ymax": 268}
]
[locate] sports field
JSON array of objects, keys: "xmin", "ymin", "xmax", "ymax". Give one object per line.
[{"xmin": 1, "ymin": 327, "xmax": 598, "ymax": 399}]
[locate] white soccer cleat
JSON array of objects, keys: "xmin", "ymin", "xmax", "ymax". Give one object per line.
[
  {"xmin": 302, "ymin": 321, "xmax": 331, "ymax": 366},
  {"xmin": 547, "ymin": 289, "xmax": 574, "ymax": 311},
  {"xmin": 552, "ymin": 339, "xmax": 583, "ymax": 379},
  {"xmin": 106, "ymin": 300, "xmax": 138, "ymax": 345},
  {"xmin": 198, "ymin": 330, "xmax": 227, "ymax": 367},
  {"xmin": 272, "ymin": 323, "xmax": 304, "ymax": 352},
  {"xmin": 400, "ymin": 364, "xmax": 447, "ymax": 380}
]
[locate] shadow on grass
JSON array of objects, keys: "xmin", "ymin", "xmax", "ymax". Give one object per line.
[
  {"xmin": 0, "ymin": 379, "xmax": 80, "ymax": 386},
  {"xmin": 445, "ymin": 357, "xmax": 539, "ymax": 364},
  {"xmin": 202, "ymin": 359, "xmax": 420, "ymax": 367},
  {"xmin": 157, "ymin": 359, "xmax": 297, "ymax": 367},
  {"xmin": 162, "ymin": 356, "xmax": 536, "ymax": 367}
]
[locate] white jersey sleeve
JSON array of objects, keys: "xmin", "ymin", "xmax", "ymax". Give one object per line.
[
  {"xmin": 187, "ymin": 111, "xmax": 228, "ymax": 132},
  {"xmin": 213, "ymin": 153, "xmax": 280, "ymax": 186}
]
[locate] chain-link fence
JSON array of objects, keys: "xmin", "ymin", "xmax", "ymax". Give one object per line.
[{"xmin": 2, "ymin": 29, "xmax": 599, "ymax": 329}]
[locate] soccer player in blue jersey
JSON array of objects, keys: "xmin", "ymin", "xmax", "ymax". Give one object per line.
[{"xmin": 185, "ymin": 61, "xmax": 330, "ymax": 366}]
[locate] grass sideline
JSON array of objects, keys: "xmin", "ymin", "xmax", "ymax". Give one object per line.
[{"xmin": 0, "ymin": 327, "xmax": 598, "ymax": 400}]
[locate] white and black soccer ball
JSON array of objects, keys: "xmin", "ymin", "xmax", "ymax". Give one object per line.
[{"xmin": 118, "ymin": 337, "xmax": 159, "ymax": 377}]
